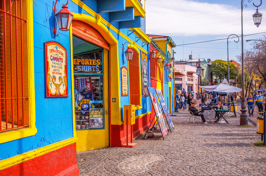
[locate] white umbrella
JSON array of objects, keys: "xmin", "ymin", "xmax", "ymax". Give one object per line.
[{"xmin": 199, "ymin": 79, "xmax": 242, "ymax": 93}]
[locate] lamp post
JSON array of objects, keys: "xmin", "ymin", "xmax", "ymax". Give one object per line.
[
  {"xmin": 227, "ymin": 34, "xmax": 239, "ymax": 83},
  {"xmin": 240, "ymin": 0, "xmax": 262, "ymax": 126}
]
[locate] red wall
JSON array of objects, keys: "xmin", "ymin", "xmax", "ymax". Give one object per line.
[{"xmin": 0, "ymin": 143, "xmax": 79, "ymax": 176}]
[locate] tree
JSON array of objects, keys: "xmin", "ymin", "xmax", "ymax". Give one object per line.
[
  {"xmin": 210, "ymin": 60, "xmax": 239, "ymax": 83},
  {"xmin": 201, "ymin": 77, "xmax": 209, "ymax": 86}
]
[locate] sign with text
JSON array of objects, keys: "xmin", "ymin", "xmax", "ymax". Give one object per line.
[
  {"xmin": 156, "ymin": 89, "xmax": 174, "ymax": 131},
  {"xmin": 45, "ymin": 41, "xmax": 68, "ymax": 97},
  {"xmin": 73, "ymin": 52, "xmax": 102, "ymax": 73},
  {"xmin": 148, "ymin": 87, "xmax": 168, "ymax": 137},
  {"xmin": 121, "ymin": 66, "xmax": 128, "ymax": 96},
  {"xmin": 141, "ymin": 52, "xmax": 149, "ymax": 97}
]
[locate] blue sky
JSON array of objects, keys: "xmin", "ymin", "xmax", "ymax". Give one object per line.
[{"xmin": 146, "ymin": 0, "xmax": 266, "ymax": 62}]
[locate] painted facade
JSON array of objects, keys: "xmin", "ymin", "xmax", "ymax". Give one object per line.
[
  {"xmin": 0, "ymin": 0, "xmax": 175, "ymax": 175},
  {"xmin": 174, "ymin": 64, "xmax": 199, "ymax": 95}
]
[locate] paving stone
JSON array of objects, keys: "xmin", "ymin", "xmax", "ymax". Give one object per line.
[{"xmin": 77, "ymin": 109, "xmax": 266, "ymax": 175}]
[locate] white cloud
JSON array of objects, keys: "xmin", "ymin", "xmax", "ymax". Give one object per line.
[{"xmin": 146, "ymin": 0, "xmax": 266, "ymax": 36}]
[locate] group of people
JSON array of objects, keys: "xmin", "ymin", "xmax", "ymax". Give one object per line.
[
  {"xmin": 246, "ymin": 92, "xmax": 266, "ymax": 117},
  {"xmin": 175, "ymin": 88, "xmax": 194, "ymax": 112}
]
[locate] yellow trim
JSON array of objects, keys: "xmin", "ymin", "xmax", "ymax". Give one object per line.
[
  {"xmin": 128, "ymin": 44, "xmax": 142, "ymax": 109},
  {"xmin": 130, "ymin": 28, "xmax": 151, "ymax": 43},
  {"xmin": 71, "ymin": 0, "xmax": 148, "ymax": 54},
  {"xmin": 0, "ymin": 137, "xmax": 77, "ymax": 171},
  {"xmin": 135, "ymin": 112, "xmax": 151, "ymax": 120},
  {"xmin": 126, "ymin": 0, "xmax": 146, "ymax": 17},
  {"xmin": 0, "ymin": 0, "xmax": 37, "ymax": 144},
  {"xmin": 70, "ymin": 25, "xmax": 76, "ymax": 138}
]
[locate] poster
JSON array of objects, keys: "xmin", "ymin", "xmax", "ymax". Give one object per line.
[
  {"xmin": 141, "ymin": 52, "xmax": 149, "ymax": 97},
  {"xmin": 45, "ymin": 41, "xmax": 68, "ymax": 97},
  {"xmin": 121, "ymin": 66, "xmax": 128, "ymax": 96},
  {"xmin": 156, "ymin": 89, "xmax": 174, "ymax": 131},
  {"xmin": 148, "ymin": 87, "xmax": 168, "ymax": 137}
]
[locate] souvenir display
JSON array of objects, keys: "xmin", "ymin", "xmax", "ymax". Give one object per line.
[{"xmin": 75, "ymin": 75, "xmax": 104, "ymax": 130}]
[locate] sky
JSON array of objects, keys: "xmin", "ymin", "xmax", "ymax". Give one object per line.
[{"xmin": 146, "ymin": 0, "xmax": 266, "ymax": 63}]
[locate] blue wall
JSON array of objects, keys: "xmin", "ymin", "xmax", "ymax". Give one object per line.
[{"xmin": 0, "ymin": 0, "xmax": 149, "ymax": 161}]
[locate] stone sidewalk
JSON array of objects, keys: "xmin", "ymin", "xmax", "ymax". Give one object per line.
[{"xmin": 77, "ymin": 110, "xmax": 266, "ymax": 176}]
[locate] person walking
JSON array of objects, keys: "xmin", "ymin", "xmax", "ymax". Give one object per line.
[
  {"xmin": 175, "ymin": 91, "xmax": 180, "ymax": 112},
  {"xmin": 184, "ymin": 92, "xmax": 188, "ymax": 110},
  {"xmin": 201, "ymin": 92, "xmax": 206, "ymax": 105},
  {"xmin": 188, "ymin": 92, "xmax": 193, "ymax": 109},
  {"xmin": 256, "ymin": 92, "xmax": 264, "ymax": 114},
  {"xmin": 182, "ymin": 88, "xmax": 186, "ymax": 95},
  {"xmin": 180, "ymin": 94, "xmax": 185, "ymax": 110},
  {"xmin": 246, "ymin": 93, "xmax": 255, "ymax": 117}
]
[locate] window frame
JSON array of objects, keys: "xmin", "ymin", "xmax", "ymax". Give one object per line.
[
  {"xmin": 127, "ymin": 44, "xmax": 142, "ymax": 110},
  {"xmin": 0, "ymin": 0, "xmax": 37, "ymax": 144}
]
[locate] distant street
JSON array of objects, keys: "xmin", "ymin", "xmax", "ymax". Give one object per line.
[{"xmin": 77, "ymin": 108, "xmax": 265, "ymax": 176}]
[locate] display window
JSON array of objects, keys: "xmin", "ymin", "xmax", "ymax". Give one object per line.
[{"xmin": 73, "ymin": 36, "xmax": 105, "ymax": 130}]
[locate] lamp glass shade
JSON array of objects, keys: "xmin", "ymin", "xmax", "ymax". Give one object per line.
[
  {"xmin": 253, "ymin": 9, "xmax": 262, "ymax": 27},
  {"xmin": 56, "ymin": 5, "xmax": 73, "ymax": 31},
  {"xmin": 150, "ymin": 51, "xmax": 156, "ymax": 59},
  {"xmin": 125, "ymin": 48, "xmax": 133, "ymax": 61}
]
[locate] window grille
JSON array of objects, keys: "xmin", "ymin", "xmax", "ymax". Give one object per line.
[{"xmin": 0, "ymin": 0, "xmax": 29, "ymax": 132}]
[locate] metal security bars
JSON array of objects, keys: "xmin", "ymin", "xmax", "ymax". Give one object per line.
[{"xmin": 0, "ymin": 0, "xmax": 29, "ymax": 132}]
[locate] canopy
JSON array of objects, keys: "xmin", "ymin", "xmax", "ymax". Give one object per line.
[
  {"xmin": 254, "ymin": 88, "xmax": 266, "ymax": 92},
  {"xmin": 199, "ymin": 78, "xmax": 242, "ymax": 93}
]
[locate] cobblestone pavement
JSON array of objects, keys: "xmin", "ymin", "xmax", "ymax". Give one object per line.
[{"xmin": 77, "ymin": 110, "xmax": 266, "ymax": 176}]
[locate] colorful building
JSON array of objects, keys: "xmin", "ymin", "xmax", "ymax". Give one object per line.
[
  {"xmin": 174, "ymin": 63, "xmax": 199, "ymax": 94},
  {"xmin": 0, "ymin": 0, "xmax": 175, "ymax": 175}
]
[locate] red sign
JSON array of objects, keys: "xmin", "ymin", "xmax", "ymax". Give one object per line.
[
  {"xmin": 45, "ymin": 41, "xmax": 68, "ymax": 97},
  {"xmin": 85, "ymin": 77, "xmax": 93, "ymax": 92},
  {"xmin": 121, "ymin": 67, "xmax": 128, "ymax": 96}
]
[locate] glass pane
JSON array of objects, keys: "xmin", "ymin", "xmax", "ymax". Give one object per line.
[
  {"xmin": 61, "ymin": 14, "xmax": 69, "ymax": 29},
  {"xmin": 75, "ymin": 75, "xmax": 104, "ymax": 130}
]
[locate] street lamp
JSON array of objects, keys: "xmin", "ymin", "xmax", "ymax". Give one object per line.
[
  {"xmin": 240, "ymin": 0, "xmax": 262, "ymax": 126},
  {"xmin": 227, "ymin": 34, "xmax": 239, "ymax": 83}
]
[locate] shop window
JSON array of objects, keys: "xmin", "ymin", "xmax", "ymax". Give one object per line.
[
  {"xmin": 129, "ymin": 48, "xmax": 141, "ymax": 105},
  {"xmin": 0, "ymin": 0, "xmax": 29, "ymax": 132}
]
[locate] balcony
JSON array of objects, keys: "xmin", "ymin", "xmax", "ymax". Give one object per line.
[{"xmin": 175, "ymin": 69, "xmax": 186, "ymax": 75}]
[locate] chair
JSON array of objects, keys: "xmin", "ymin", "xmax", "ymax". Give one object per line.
[{"xmin": 189, "ymin": 111, "xmax": 201, "ymax": 123}]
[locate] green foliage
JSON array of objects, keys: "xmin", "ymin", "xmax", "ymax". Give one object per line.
[
  {"xmin": 236, "ymin": 72, "xmax": 250, "ymax": 88},
  {"xmin": 210, "ymin": 60, "xmax": 239, "ymax": 81},
  {"xmin": 201, "ymin": 77, "xmax": 209, "ymax": 86}
]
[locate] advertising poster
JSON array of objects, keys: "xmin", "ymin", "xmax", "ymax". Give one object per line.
[
  {"xmin": 148, "ymin": 87, "xmax": 168, "ymax": 137},
  {"xmin": 141, "ymin": 51, "xmax": 149, "ymax": 97},
  {"xmin": 121, "ymin": 66, "xmax": 128, "ymax": 96},
  {"xmin": 45, "ymin": 41, "xmax": 68, "ymax": 97},
  {"xmin": 156, "ymin": 89, "xmax": 174, "ymax": 131}
]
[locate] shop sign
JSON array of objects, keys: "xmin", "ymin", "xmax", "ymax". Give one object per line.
[
  {"xmin": 148, "ymin": 87, "xmax": 168, "ymax": 137},
  {"xmin": 141, "ymin": 52, "xmax": 149, "ymax": 97},
  {"xmin": 45, "ymin": 41, "xmax": 68, "ymax": 97},
  {"xmin": 156, "ymin": 89, "xmax": 174, "ymax": 131},
  {"xmin": 73, "ymin": 58, "xmax": 102, "ymax": 73},
  {"xmin": 196, "ymin": 68, "xmax": 202, "ymax": 75},
  {"xmin": 121, "ymin": 66, "xmax": 128, "ymax": 96}
]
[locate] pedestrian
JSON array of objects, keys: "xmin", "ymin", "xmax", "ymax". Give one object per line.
[
  {"xmin": 182, "ymin": 88, "xmax": 186, "ymax": 95},
  {"xmin": 188, "ymin": 92, "xmax": 193, "ymax": 108},
  {"xmin": 256, "ymin": 92, "xmax": 264, "ymax": 114},
  {"xmin": 175, "ymin": 91, "xmax": 180, "ymax": 112},
  {"xmin": 191, "ymin": 91, "xmax": 194, "ymax": 98},
  {"xmin": 201, "ymin": 92, "xmax": 206, "ymax": 105},
  {"xmin": 214, "ymin": 101, "xmax": 223, "ymax": 119},
  {"xmin": 189, "ymin": 100, "xmax": 207, "ymax": 124},
  {"xmin": 246, "ymin": 93, "xmax": 254, "ymax": 117},
  {"xmin": 180, "ymin": 94, "xmax": 185, "ymax": 110},
  {"xmin": 184, "ymin": 92, "xmax": 188, "ymax": 110}
]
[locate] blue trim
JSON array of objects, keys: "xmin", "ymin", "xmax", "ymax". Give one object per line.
[{"xmin": 110, "ymin": 7, "xmax": 135, "ymax": 22}]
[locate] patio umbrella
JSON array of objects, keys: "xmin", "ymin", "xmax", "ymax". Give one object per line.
[
  {"xmin": 254, "ymin": 88, "xmax": 266, "ymax": 92},
  {"xmin": 199, "ymin": 79, "xmax": 242, "ymax": 93}
]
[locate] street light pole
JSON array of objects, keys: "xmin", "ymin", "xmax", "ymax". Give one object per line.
[
  {"xmin": 227, "ymin": 34, "xmax": 239, "ymax": 83},
  {"xmin": 240, "ymin": 0, "xmax": 262, "ymax": 126}
]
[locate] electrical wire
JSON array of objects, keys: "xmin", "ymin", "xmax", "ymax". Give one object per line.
[{"xmin": 175, "ymin": 32, "xmax": 266, "ymax": 46}]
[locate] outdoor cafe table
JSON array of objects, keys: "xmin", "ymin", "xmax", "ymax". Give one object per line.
[{"xmin": 214, "ymin": 109, "xmax": 229, "ymax": 123}]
